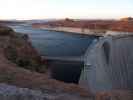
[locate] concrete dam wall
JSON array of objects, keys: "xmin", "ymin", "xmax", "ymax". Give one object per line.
[{"xmin": 79, "ymin": 34, "xmax": 133, "ymax": 92}]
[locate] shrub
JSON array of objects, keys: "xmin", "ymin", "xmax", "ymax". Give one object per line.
[{"xmin": 0, "ymin": 26, "xmax": 13, "ymax": 36}]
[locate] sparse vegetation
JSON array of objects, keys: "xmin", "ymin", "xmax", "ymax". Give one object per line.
[
  {"xmin": 0, "ymin": 26, "xmax": 13, "ymax": 36},
  {"xmin": 0, "ymin": 25, "xmax": 47, "ymax": 73}
]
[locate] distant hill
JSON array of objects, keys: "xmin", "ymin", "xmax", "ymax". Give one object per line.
[{"xmin": 110, "ymin": 17, "xmax": 133, "ymax": 32}]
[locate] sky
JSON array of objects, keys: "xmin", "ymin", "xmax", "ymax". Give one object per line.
[{"xmin": 0, "ymin": 0, "xmax": 133, "ymax": 20}]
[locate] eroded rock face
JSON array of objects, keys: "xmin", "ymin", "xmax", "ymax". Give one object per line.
[
  {"xmin": 0, "ymin": 25, "xmax": 14, "ymax": 36},
  {"xmin": 110, "ymin": 21, "xmax": 133, "ymax": 32},
  {"xmin": 0, "ymin": 25, "xmax": 46, "ymax": 73}
]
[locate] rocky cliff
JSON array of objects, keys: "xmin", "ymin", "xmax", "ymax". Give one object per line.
[
  {"xmin": 110, "ymin": 20, "xmax": 133, "ymax": 32},
  {"xmin": 0, "ymin": 25, "xmax": 46, "ymax": 72}
]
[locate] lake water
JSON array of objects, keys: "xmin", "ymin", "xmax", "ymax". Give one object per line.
[{"xmin": 10, "ymin": 24, "xmax": 98, "ymax": 57}]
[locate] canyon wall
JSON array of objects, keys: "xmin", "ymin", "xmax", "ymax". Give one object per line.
[{"xmin": 79, "ymin": 34, "xmax": 133, "ymax": 92}]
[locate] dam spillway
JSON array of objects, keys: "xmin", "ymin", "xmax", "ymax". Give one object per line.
[{"xmin": 79, "ymin": 32, "xmax": 133, "ymax": 92}]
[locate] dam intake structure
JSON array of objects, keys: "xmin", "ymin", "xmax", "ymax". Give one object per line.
[{"xmin": 79, "ymin": 32, "xmax": 133, "ymax": 92}]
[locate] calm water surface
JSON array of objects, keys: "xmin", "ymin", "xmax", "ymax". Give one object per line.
[
  {"xmin": 10, "ymin": 24, "xmax": 97, "ymax": 57},
  {"xmin": 9, "ymin": 24, "xmax": 98, "ymax": 83}
]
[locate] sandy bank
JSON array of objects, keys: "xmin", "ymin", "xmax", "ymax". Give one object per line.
[{"xmin": 35, "ymin": 26, "xmax": 106, "ymax": 36}]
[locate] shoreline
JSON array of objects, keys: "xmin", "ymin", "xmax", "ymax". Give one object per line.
[
  {"xmin": 33, "ymin": 26, "xmax": 133, "ymax": 37},
  {"xmin": 33, "ymin": 26, "xmax": 106, "ymax": 36}
]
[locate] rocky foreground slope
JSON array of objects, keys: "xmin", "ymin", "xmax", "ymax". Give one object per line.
[{"xmin": 0, "ymin": 83, "xmax": 91, "ymax": 100}]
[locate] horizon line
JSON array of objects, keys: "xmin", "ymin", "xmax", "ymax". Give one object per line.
[{"xmin": 0, "ymin": 17, "xmax": 125, "ymax": 21}]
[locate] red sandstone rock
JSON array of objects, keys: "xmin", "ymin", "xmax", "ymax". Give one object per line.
[
  {"xmin": 96, "ymin": 90, "xmax": 133, "ymax": 100},
  {"xmin": 32, "ymin": 17, "xmax": 133, "ymax": 33}
]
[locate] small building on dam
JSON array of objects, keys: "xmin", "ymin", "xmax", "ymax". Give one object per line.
[{"xmin": 79, "ymin": 31, "xmax": 133, "ymax": 92}]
